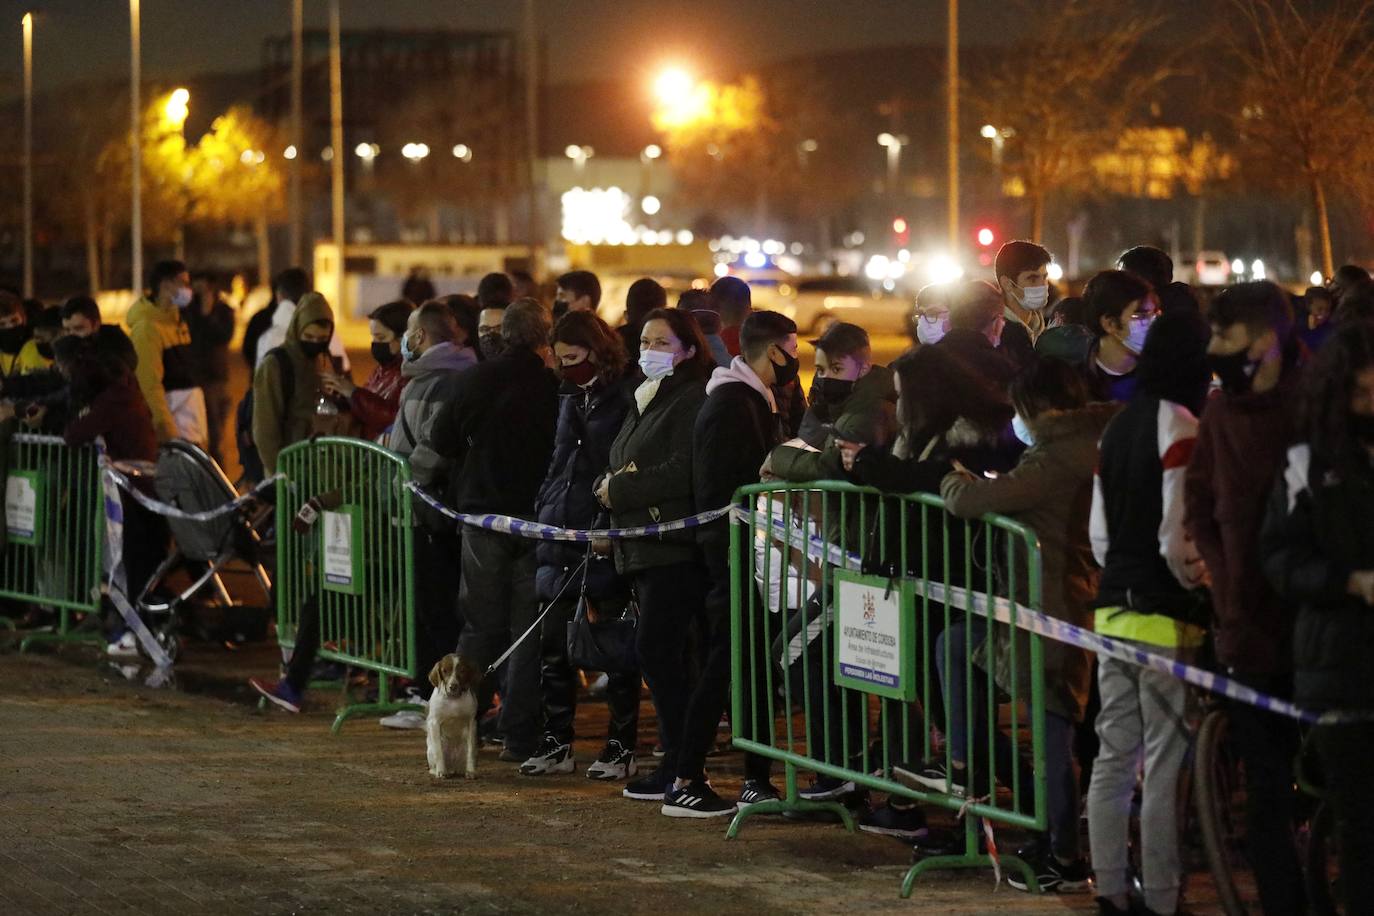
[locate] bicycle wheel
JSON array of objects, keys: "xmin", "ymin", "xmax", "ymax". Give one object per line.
[
  {"xmin": 1305, "ymin": 801, "xmax": 1342, "ymax": 915},
  {"xmin": 1193, "ymin": 707, "xmax": 1254, "ymax": 915}
]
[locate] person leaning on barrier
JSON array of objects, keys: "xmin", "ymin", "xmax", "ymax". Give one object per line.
[
  {"xmin": 250, "ymin": 292, "xmax": 337, "ymax": 476},
  {"xmin": 934, "ymin": 280, "xmax": 1023, "ymax": 392},
  {"xmin": 1086, "ymin": 308, "xmax": 1212, "ymax": 916},
  {"xmin": 321, "ymin": 299, "xmax": 413, "ymax": 443},
  {"xmin": 925, "ymin": 358, "xmax": 1117, "ymax": 892},
  {"xmin": 1185, "ymin": 281, "xmax": 1306, "ymax": 915},
  {"xmin": 775, "ymin": 321, "xmax": 895, "ymax": 457},
  {"xmin": 1259, "ymin": 319, "xmax": 1374, "ymax": 916},
  {"xmin": 596, "ymin": 307, "xmax": 714, "ymax": 803},
  {"xmin": 414, "ymin": 299, "xmax": 559, "ymax": 762},
  {"xmin": 60, "ymin": 296, "xmax": 137, "ymax": 375},
  {"xmin": 0, "ymin": 290, "xmax": 35, "ymax": 377},
  {"xmin": 519, "ymin": 311, "xmax": 642, "ymax": 779}
]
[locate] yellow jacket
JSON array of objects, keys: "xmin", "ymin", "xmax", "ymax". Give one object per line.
[
  {"xmin": 0, "ymin": 339, "xmax": 50, "ymax": 376},
  {"xmin": 127, "ymin": 297, "xmax": 199, "ymax": 442}
]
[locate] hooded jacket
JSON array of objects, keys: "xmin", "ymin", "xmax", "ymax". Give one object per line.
[
  {"xmin": 1185, "ymin": 382, "xmax": 1295, "ymax": 673},
  {"xmin": 251, "ymin": 292, "xmax": 334, "ymax": 474},
  {"xmin": 941, "ymin": 402, "xmax": 1120, "ymax": 722},
  {"xmin": 388, "ymin": 341, "xmax": 478, "ymax": 459},
  {"xmin": 127, "ymin": 296, "xmax": 199, "ymax": 442},
  {"xmin": 772, "ymin": 364, "xmax": 897, "ymax": 483}
]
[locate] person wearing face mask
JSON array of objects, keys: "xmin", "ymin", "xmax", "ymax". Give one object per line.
[
  {"xmin": 553, "ymin": 270, "xmax": 601, "ymax": 321},
  {"xmin": 1184, "ymin": 281, "xmax": 1306, "ymax": 915},
  {"xmin": 476, "ymin": 305, "xmax": 508, "ymax": 362},
  {"xmin": 15, "ymin": 307, "xmax": 61, "ymax": 374},
  {"xmin": 387, "ymin": 301, "xmax": 476, "ymax": 461},
  {"xmin": 598, "ymin": 308, "xmax": 715, "ymax": 803},
  {"xmin": 911, "ymin": 283, "xmax": 953, "ymax": 347},
  {"xmin": 932, "ymin": 359, "xmax": 1118, "ymax": 893},
  {"xmin": 250, "ymin": 292, "xmax": 337, "ymax": 475},
  {"xmin": 0, "ymin": 292, "xmax": 34, "ymax": 377},
  {"xmin": 254, "ymin": 267, "xmax": 351, "ymax": 373},
  {"xmin": 994, "ymin": 240, "xmax": 1054, "ymax": 362},
  {"xmin": 1260, "ymin": 320, "xmax": 1374, "ymax": 916},
  {"xmin": 127, "ymin": 259, "xmax": 208, "ymax": 448},
  {"xmin": 320, "ymin": 300, "xmax": 413, "ymax": 442},
  {"xmin": 520, "ymin": 311, "xmax": 644, "ymax": 779},
  {"xmin": 1084, "ymin": 269, "xmax": 1158, "ymax": 403},
  {"xmin": 642, "ymin": 310, "xmax": 798, "ymax": 818}
]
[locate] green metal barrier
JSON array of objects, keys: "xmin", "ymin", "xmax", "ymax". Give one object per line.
[
  {"xmin": 4, "ymin": 434, "xmax": 106, "ymax": 651},
  {"xmin": 275, "ymin": 437, "xmax": 420, "ymax": 733},
  {"xmin": 728, "ymin": 481, "xmax": 1047, "ymax": 896}
]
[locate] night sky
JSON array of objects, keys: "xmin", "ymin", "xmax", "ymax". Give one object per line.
[{"xmin": 1, "ymin": 0, "xmax": 1217, "ymax": 101}]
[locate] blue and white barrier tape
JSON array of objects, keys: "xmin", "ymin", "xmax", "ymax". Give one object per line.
[
  {"xmin": 737, "ymin": 506, "xmax": 1372, "ymax": 726},
  {"xmin": 99, "ymin": 467, "xmax": 175, "ymax": 673},
  {"xmin": 101, "ymin": 463, "xmax": 280, "ymax": 522},
  {"xmin": 405, "ymin": 481, "xmax": 731, "ymax": 541}
]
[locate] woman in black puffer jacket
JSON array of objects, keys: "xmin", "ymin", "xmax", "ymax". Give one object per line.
[
  {"xmin": 521, "ymin": 312, "xmax": 641, "ymax": 780},
  {"xmin": 1261, "ymin": 320, "xmax": 1374, "ymax": 914}
]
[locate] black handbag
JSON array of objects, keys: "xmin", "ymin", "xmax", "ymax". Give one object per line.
[{"xmin": 565, "ymin": 548, "xmax": 639, "ymax": 674}]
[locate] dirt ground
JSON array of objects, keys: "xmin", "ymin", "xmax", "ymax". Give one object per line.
[{"xmin": 0, "ymin": 635, "xmax": 1120, "ymax": 916}]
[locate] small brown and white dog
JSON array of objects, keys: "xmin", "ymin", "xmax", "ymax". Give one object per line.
[{"xmin": 426, "ymin": 654, "xmax": 480, "ymax": 779}]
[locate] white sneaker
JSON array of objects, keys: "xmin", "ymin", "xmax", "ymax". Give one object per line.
[
  {"xmin": 379, "ymin": 710, "xmax": 425, "ymax": 730},
  {"xmin": 106, "ymin": 631, "xmax": 139, "ymax": 659},
  {"xmin": 585, "ymin": 739, "xmax": 638, "ymax": 781},
  {"xmin": 519, "ymin": 737, "xmax": 576, "ymax": 775}
]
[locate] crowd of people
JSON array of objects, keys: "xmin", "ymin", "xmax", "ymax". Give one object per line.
[{"xmin": 6, "ymin": 245, "xmax": 1374, "ymax": 914}]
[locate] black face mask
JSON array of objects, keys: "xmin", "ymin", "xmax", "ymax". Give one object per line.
[
  {"xmin": 36, "ymin": 342, "xmax": 54, "ymax": 360},
  {"xmin": 371, "ymin": 341, "xmax": 398, "ymax": 365},
  {"xmin": 552, "ymin": 300, "xmax": 570, "ymax": 320},
  {"xmin": 479, "ymin": 332, "xmax": 506, "ymax": 361},
  {"xmin": 771, "ymin": 348, "xmax": 800, "ymax": 388},
  {"xmin": 1352, "ymin": 414, "xmax": 1374, "ymax": 446},
  {"xmin": 809, "ymin": 377, "xmax": 855, "ymax": 423},
  {"xmin": 0, "ymin": 326, "xmax": 26, "ymax": 354},
  {"xmin": 299, "ymin": 340, "xmax": 329, "ymax": 360},
  {"xmin": 1208, "ymin": 350, "xmax": 1256, "ymax": 395}
]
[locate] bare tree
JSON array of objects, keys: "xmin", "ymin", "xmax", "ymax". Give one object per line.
[
  {"xmin": 969, "ymin": 0, "xmax": 1177, "ymax": 241},
  {"xmin": 1226, "ymin": 0, "xmax": 1374, "ymax": 277}
]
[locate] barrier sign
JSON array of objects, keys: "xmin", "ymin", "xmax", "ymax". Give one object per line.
[
  {"xmin": 6, "ymin": 471, "xmax": 42, "ymax": 545},
  {"xmin": 833, "ymin": 569, "xmax": 915, "ymax": 701},
  {"xmin": 321, "ymin": 507, "xmax": 363, "ymax": 595}
]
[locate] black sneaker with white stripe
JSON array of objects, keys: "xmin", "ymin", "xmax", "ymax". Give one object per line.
[
  {"xmin": 661, "ymin": 779, "xmax": 738, "ymax": 818},
  {"xmin": 893, "ymin": 758, "xmax": 967, "ymax": 796},
  {"xmin": 798, "ymin": 776, "xmax": 857, "ymax": 801},
  {"xmin": 737, "ymin": 780, "xmax": 781, "ymax": 808}
]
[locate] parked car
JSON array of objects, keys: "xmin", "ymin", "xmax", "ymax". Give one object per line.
[
  {"xmin": 1193, "ymin": 251, "xmax": 1231, "ymax": 287},
  {"xmin": 775, "ymin": 276, "xmax": 911, "ymax": 335}
]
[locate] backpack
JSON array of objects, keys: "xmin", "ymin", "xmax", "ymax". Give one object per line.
[{"xmin": 235, "ymin": 347, "xmax": 293, "ymax": 484}]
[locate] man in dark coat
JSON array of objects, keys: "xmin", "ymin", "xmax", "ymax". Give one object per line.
[{"xmin": 413, "ymin": 299, "xmax": 559, "ymax": 762}]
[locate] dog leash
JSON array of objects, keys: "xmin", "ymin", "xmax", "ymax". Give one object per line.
[{"xmin": 482, "ymin": 554, "xmax": 590, "ymax": 676}]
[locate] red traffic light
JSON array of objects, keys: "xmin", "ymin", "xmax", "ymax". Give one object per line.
[{"xmin": 976, "ymin": 227, "xmax": 995, "ymax": 247}]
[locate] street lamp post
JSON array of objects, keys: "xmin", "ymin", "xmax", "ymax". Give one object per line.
[
  {"xmin": 130, "ymin": 0, "xmax": 142, "ymax": 294},
  {"xmin": 289, "ymin": 0, "xmax": 303, "ymax": 267},
  {"xmin": 22, "ymin": 11, "xmax": 34, "ymax": 299},
  {"xmin": 947, "ymin": 0, "xmax": 959, "ymax": 252},
  {"xmin": 328, "ymin": 0, "xmax": 345, "ymax": 311}
]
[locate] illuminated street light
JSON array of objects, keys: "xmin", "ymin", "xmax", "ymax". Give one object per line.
[
  {"xmin": 321, "ymin": 146, "xmax": 334, "ymax": 161},
  {"xmin": 355, "ymin": 142, "xmax": 378, "ymax": 161},
  {"xmin": 1251, "ymin": 258, "xmax": 1266, "ymax": 281},
  {"xmin": 401, "ymin": 142, "xmax": 430, "ymax": 161},
  {"xmin": 642, "ymin": 144, "xmax": 662, "ymax": 161},
  {"xmin": 641, "ymin": 195, "xmax": 661, "ymax": 215},
  {"xmin": 1231, "ymin": 257, "xmax": 1246, "ymax": 276},
  {"xmin": 283, "ymin": 144, "xmax": 298, "ymax": 160},
  {"xmin": 452, "ymin": 143, "xmax": 473, "ymax": 161},
  {"xmin": 980, "ymin": 124, "xmax": 998, "ymax": 139},
  {"xmin": 654, "ymin": 67, "xmax": 694, "ymax": 107},
  {"xmin": 163, "ymin": 87, "xmax": 190, "ymax": 128},
  {"xmin": 877, "ymin": 132, "xmax": 909, "ymax": 196},
  {"xmin": 800, "ymin": 138, "xmax": 819, "ymax": 153},
  {"xmin": 1310, "ymin": 270, "xmax": 1325, "ymax": 286},
  {"xmin": 1047, "ymin": 262, "xmax": 1065, "ymax": 282},
  {"xmin": 565, "ymin": 144, "xmax": 594, "ymax": 171}
]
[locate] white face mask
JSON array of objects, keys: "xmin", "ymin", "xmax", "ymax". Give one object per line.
[
  {"xmin": 916, "ymin": 315, "xmax": 948, "ymax": 346},
  {"xmin": 1020, "ymin": 284, "xmax": 1049, "ymax": 311},
  {"xmin": 1123, "ymin": 315, "xmax": 1153, "ymax": 355},
  {"xmin": 638, "ymin": 348, "xmax": 677, "ymax": 381},
  {"xmin": 1012, "ymin": 413, "xmax": 1035, "ymax": 447},
  {"xmin": 172, "ymin": 286, "xmax": 194, "ymax": 309}
]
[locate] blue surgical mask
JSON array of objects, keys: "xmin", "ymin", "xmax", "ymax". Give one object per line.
[
  {"xmin": 1012, "ymin": 413, "xmax": 1035, "ymax": 447},
  {"xmin": 916, "ymin": 315, "xmax": 948, "ymax": 346},
  {"xmin": 638, "ymin": 348, "xmax": 677, "ymax": 381},
  {"xmin": 401, "ymin": 330, "xmax": 418, "ymax": 363},
  {"xmin": 172, "ymin": 286, "xmax": 193, "ymax": 309},
  {"xmin": 1123, "ymin": 315, "xmax": 1153, "ymax": 355}
]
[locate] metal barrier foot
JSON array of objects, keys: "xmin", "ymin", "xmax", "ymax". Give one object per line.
[
  {"xmin": 19, "ymin": 628, "xmax": 105, "ymax": 653},
  {"xmin": 725, "ymin": 798, "xmax": 856, "ymax": 839},
  {"xmin": 0, "ymin": 616, "xmax": 14, "ymax": 631}
]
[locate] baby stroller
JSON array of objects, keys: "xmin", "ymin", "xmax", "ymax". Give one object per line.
[{"xmin": 133, "ymin": 440, "xmax": 273, "ymax": 658}]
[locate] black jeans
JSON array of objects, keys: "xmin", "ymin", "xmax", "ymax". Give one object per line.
[
  {"xmin": 1314, "ymin": 720, "xmax": 1374, "ymax": 915},
  {"xmin": 1228, "ymin": 672, "xmax": 1305, "ymax": 915},
  {"xmin": 672, "ymin": 549, "xmax": 774, "ymax": 785},
  {"xmin": 633, "ymin": 562, "xmax": 706, "ymax": 781},
  {"xmin": 538, "ymin": 596, "xmax": 639, "ymax": 747},
  {"xmin": 457, "ymin": 526, "xmax": 540, "ymax": 756},
  {"xmin": 413, "ymin": 527, "xmax": 463, "ymax": 698}
]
